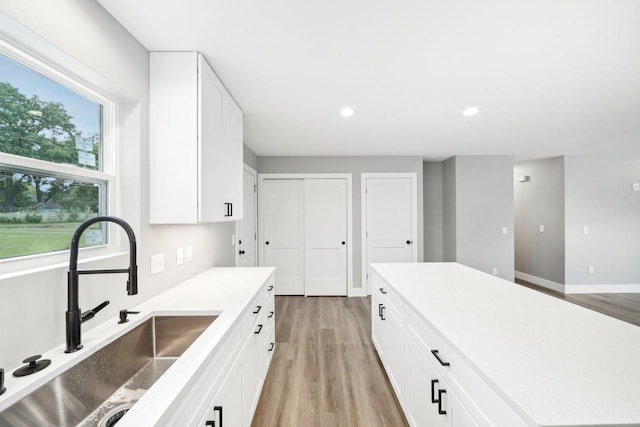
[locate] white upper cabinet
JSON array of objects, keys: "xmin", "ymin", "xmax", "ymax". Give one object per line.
[{"xmin": 150, "ymin": 51, "xmax": 243, "ymax": 224}]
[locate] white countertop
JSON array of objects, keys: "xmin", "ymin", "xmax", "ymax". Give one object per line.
[
  {"xmin": 0, "ymin": 266, "xmax": 275, "ymax": 424},
  {"xmin": 370, "ymin": 262, "xmax": 640, "ymax": 427}
]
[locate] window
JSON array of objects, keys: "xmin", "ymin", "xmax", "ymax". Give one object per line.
[{"xmin": 0, "ymin": 44, "xmax": 116, "ymax": 262}]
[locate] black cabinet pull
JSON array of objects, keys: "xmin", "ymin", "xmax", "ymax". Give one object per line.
[
  {"xmin": 224, "ymin": 202, "xmax": 232, "ymax": 217},
  {"xmin": 265, "ymin": 241, "xmax": 270, "ymax": 245},
  {"xmin": 431, "ymin": 350, "xmax": 450, "ymax": 367},
  {"xmin": 238, "ymin": 239, "xmax": 242, "ymax": 244},
  {"xmin": 214, "ymin": 405, "xmax": 223, "ymax": 427},
  {"xmin": 255, "ymin": 324, "xmax": 263, "ymax": 334},
  {"xmin": 341, "ymin": 241, "xmax": 345, "ymax": 245},
  {"xmin": 406, "ymin": 240, "xmax": 412, "ymax": 245},
  {"xmin": 268, "ymin": 311, "xmax": 274, "ymax": 318},
  {"xmin": 431, "ymin": 379, "xmax": 439, "ymax": 403},
  {"xmin": 267, "ymin": 285, "xmax": 274, "ymax": 291},
  {"xmin": 239, "ymin": 250, "xmax": 245, "ymax": 255},
  {"xmin": 437, "ymin": 390, "xmax": 447, "ymax": 415},
  {"xmin": 378, "ymin": 303, "xmax": 383, "ymax": 318},
  {"xmin": 205, "ymin": 421, "xmax": 214, "ymax": 427},
  {"xmin": 268, "ymin": 342, "xmax": 275, "ymax": 352},
  {"xmin": 253, "ymin": 305, "xmax": 262, "ymax": 314},
  {"xmin": 379, "ymin": 287, "xmax": 387, "ymax": 294},
  {"xmin": 380, "ymin": 305, "xmax": 386, "ymax": 321}
]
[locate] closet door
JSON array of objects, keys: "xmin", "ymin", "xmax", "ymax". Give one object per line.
[
  {"xmin": 262, "ymin": 179, "xmax": 305, "ymax": 295},
  {"xmin": 304, "ymin": 178, "xmax": 348, "ymax": 296}
]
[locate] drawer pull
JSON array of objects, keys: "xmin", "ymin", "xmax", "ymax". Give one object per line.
[
  {"xmin": 267, "ymin": 285, "xmax": 274, "ymax": 291},
  {"xmin": 379, "ymin": 287, "xmax": 387, "ymax": 294},
  {"xmin": 268, "ymin": 342, "xmax": 275, "ymax": 352},
  {"xmin": 430, "ymin": 379, "xmax": 439, "ymax": 403},
  {"xmin": 378, "ymin": 303, "xmax": 383, "ymax": 318},
  {"xmin": 380, "ymin": 305, "xmax": 386, "ymax": 321},
  {"xmin": 431, "ymin": 349, "xmax": 450, "ymax": 367},
  {"xmin": 255, "ymin": 324, "xmax": 263, "ymax": 334},
  {"xmin": 214, "ymin": 405, "xmax": 223, "ymax": 427},
  {"xmin": 268, "ymin": 311, "xmax": 274, "ymax": 318},
  {"xmin": 437, "ymin": 389, "xmax": 447, "ymax": 415},
  {"xmin": 253, "ymin": 305, "xmax": 262, "ymax": 314}
]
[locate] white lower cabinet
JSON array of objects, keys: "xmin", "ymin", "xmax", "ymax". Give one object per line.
[
  {"xmin": 371, "ymin": 271, "xmax": 527, "ymax": 427},
  {"xmin": 199, "ymin": 359, "xmax": 243, "ymax": 427},
  {"xmin": 407, "ymin": 336, "xmax": 478, "ymax": 427}
]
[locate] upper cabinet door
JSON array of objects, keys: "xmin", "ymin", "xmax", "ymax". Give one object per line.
[
  {"xmin": 150, "ymin": 52, "xmax": 243, "ymax": 224},
  {"xmin": 198, "ymin": 56, "xmax": 224, "ymax": 222}
]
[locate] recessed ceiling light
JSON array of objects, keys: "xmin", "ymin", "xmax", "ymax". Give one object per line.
[
  {"xmin": 462, "ymin": 107, "xmax": 479, "ymax": 117},
  {"xmin": 340, "ymin": 107, "xmax": 354, "ymax": 117}
]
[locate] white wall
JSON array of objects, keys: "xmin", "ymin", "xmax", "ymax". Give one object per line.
[
  {"xmin": 258, "ymin": 156, "xmax": 424, "ymax": 289},
  {"xmin": 0, "ymin": 1, "xmax": 235, "ymax": 370},
  {"xmin": 514, "ymin": 157, "xmax": 565, "ymax": 284},
  {"xmin": 423, "ymin": 161, "xmax": 444, "ymax": 262}
]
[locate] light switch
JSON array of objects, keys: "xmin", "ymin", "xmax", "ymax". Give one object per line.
[
  {"xmin": 633, "ymin": 183, "xmax": 640, "ymax": 191},
  {"xmin": 539, "ymin": 225, "xmax": 545, "ymax": 233},
  {"xmin": 588, "ymin": 265, "xmax": 595, "ymax": 275},
  {"xmin": 186, "ymin": 246, "xmax": 193, "ymax": 262},
  {"xmin": 492, "ymin": 267, "xmax": 498, "ymax": 276},
  {"xmin": 151, "ymin": 253, "xmax": 165, "ymax": 275},
  {"xmin": 502, "ymin": 227, "xmax": 508, "ymax": 235},
  {"xmin": 583, "ymin": 226, "xmax": 589, "ymax": 235}
]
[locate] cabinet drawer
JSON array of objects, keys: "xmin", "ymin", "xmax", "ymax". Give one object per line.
[
  {"xmin": 406, "ymin": 308, "xmax": 528, "ymax": 426},
  {"xmin": 372, "ymin": 277, "xmax": 404, "ymax": 319}
]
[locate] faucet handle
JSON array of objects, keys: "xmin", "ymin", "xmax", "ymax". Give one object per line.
[{"xmin": 118, "ymin": 309, "xmax": 140, "ymax": 324}]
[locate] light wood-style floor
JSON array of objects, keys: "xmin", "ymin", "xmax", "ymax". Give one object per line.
[
  {"xmin": 251, "ymin": 296, "xmax": 408, "ymax": 427},
  {"xmin": 515, "ymin": 279, "xmax": 640, "ymax": 327}
]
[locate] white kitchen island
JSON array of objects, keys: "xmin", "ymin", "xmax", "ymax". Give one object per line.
[{"xmin": 370, "ymin": 262, "xmax": 640, "ymax": 427}]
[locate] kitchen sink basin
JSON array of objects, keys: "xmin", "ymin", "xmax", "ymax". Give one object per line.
[{"xmin": 0, "ymin": 315, "xmax": 217, "ymax": 427}]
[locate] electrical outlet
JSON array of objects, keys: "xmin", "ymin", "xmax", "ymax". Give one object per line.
[
  {"xmin": 633, "ymin": 183, "xmax": 639, "ymax": 191},
  {"xmin": 151, "ymin": 253, "xmax": 165, "ymax": 275},
  {"xmin": 583, "ymin": 226, "xmax": 589, "ymax": 235},
  {"xmin": 539, "ymin": 225, "xmax": 545, "ymax": 233},
  {"xmin": 176, "ymin": 248, "xmax": 184, "ymax": 266},
  {"xmin": 588, "ymin": 265, "xmax": 595, "ymax": 275},
  {"xmin": 492, "ymin": 267, "xmax": 498, "ymax": 276},
  {"xmin": 186, "ymin": 246, "xmax": 193, "ymax": 262},
  {"xmin": 502, "ymin": 227, "xmax": 508, "ymax": 235}
]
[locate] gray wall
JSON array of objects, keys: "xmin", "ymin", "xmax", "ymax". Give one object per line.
[
  {"xmin": 564, "ymin": 156, "xmax": 640, "ymax": 285},
  {"xmin": 423, "ymin": 161, "xmax": 444, "ymax": 262},
  {"xmin": 514, "ymin": 157, "xmax": 565, "ymax": 283},
  {"xmin": 258, "ymin": 156, "xmax": 424, "ymax": 289},
  {"xmin": 243, "ymin": 143, "xmax": 258, "ymax": 170},
  {"xmin": 440, "ymin": 156, "xmax": 515, "ymax": 280},
  {"xmin": 442, "ymin": 158, "xmax": 457, "ymax": 262}
]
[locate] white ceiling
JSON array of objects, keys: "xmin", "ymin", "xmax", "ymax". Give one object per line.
[{"xmin": 98, "ymin": 0, "xmax": 640, "ymax": 160}]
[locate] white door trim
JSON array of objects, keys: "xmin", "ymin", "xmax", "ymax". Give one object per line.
[
  {"xmin": 361, "ymin": 172, "xmax": 418, "ymax": 293},
  {"xmin": 236, "ymin": 164, "xmax": 257, "ymax": 266},
  {"xmin": 258, "ymin": 173, "xmax": 354, "ymax": 296}
]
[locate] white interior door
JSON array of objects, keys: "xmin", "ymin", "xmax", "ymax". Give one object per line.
[
  {"xmin": 262, "ymin": 179, "xmax": 305, "ymax": 295},
  {"xmin": 304, "ymin": 178, "xmax": 348, "ymax": 296},
  {"xmin": 363, "ymin": 174, "xmax": 417, "ymax": 292},
  {"xmin": 236, "ymin": 165, "xmax": 257, "ymax": 267}
]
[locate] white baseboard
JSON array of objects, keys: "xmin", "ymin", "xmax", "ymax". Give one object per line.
[
  {"xmin": 515, "ymin": 271, "xmax": 564, "ymax": 293},
  {"xmin": 348, "ymin": 287, "xmax": 368, "ymax": 297},
  {"xmin": 564, "ymin": 284, "xmax": 640, "ymax": 294}
]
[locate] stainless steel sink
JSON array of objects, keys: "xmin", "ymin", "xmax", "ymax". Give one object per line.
[{"xmin": 0, "ymin": 315, "xmax": 217, "ymax": 427}]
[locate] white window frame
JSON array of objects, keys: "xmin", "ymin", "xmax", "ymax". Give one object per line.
[{"xmin": 0, "ymin": 18, "xmax": 122, "ymax": 277}]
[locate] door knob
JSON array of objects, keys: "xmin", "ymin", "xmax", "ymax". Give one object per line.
[
  {"xmin": 406, "ymin": 240, "xmax": 412, "ymax": 245},
  {"xmin": 239, "ymin": 250, "xmax": 245, "ymax": 255}
]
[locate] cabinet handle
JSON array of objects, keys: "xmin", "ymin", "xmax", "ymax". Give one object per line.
[
  {"xmin": 255, "ymin": 324, "xmax": 263, "ymax": 334},
  {"xmin": 265, "ymin": 241, "xmax": 270, "ymax": 245},
  {"xmin": 431, "ymin": 379, "xmax": 439, "ymax": 403},
  {"xmin": 406, "ymin": 240, "xmax": 412, "ymax": 245},
  {"xmin": 253, "ymin": 305, "xmax": 262, "ymax": 314},
  {"xmin": 214, "ymin": 405, "xmax": 223, "ymax": 427},
  {"xmin": 437, "ymin": 389, "xmax": 447, "ymax": 415},
  {"xmin": 239, "ymin": 250, "xmax": 245, "ymax": 255},
  {"xmin": 267, "ymin": 285, "xmax": 274, "ymax": 291},
  {"xmin": 431, "ymin": 349, "xmax": 450, "ymax": 367},
  {"xmin": 341, "ymin": 241, "xmax": 346, "ymax": 245},
  {"xmin": 205, "ymin": 421, "xmax": 214, "ymax": 427},
  {"xmin": 379, "ymin": 287, "xmax": 387, "ymax": 294},
  {"xmin": 380, "ymin": 305, "xmax": 386, "ymax": 321},
  {"xmin": 268, "ymin": 342, "xmax": 275, "ymax": 352},
  {"xmin": 268, "ymin": 311, "xmax": 274, "ymax": 318},
  {"xmin": 224, "ymin": 202, "xmax": 232, "ymax": 217},
  {"xmin": 378, "ymin": 303, "xmax": 383, "ymax": 318}
]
